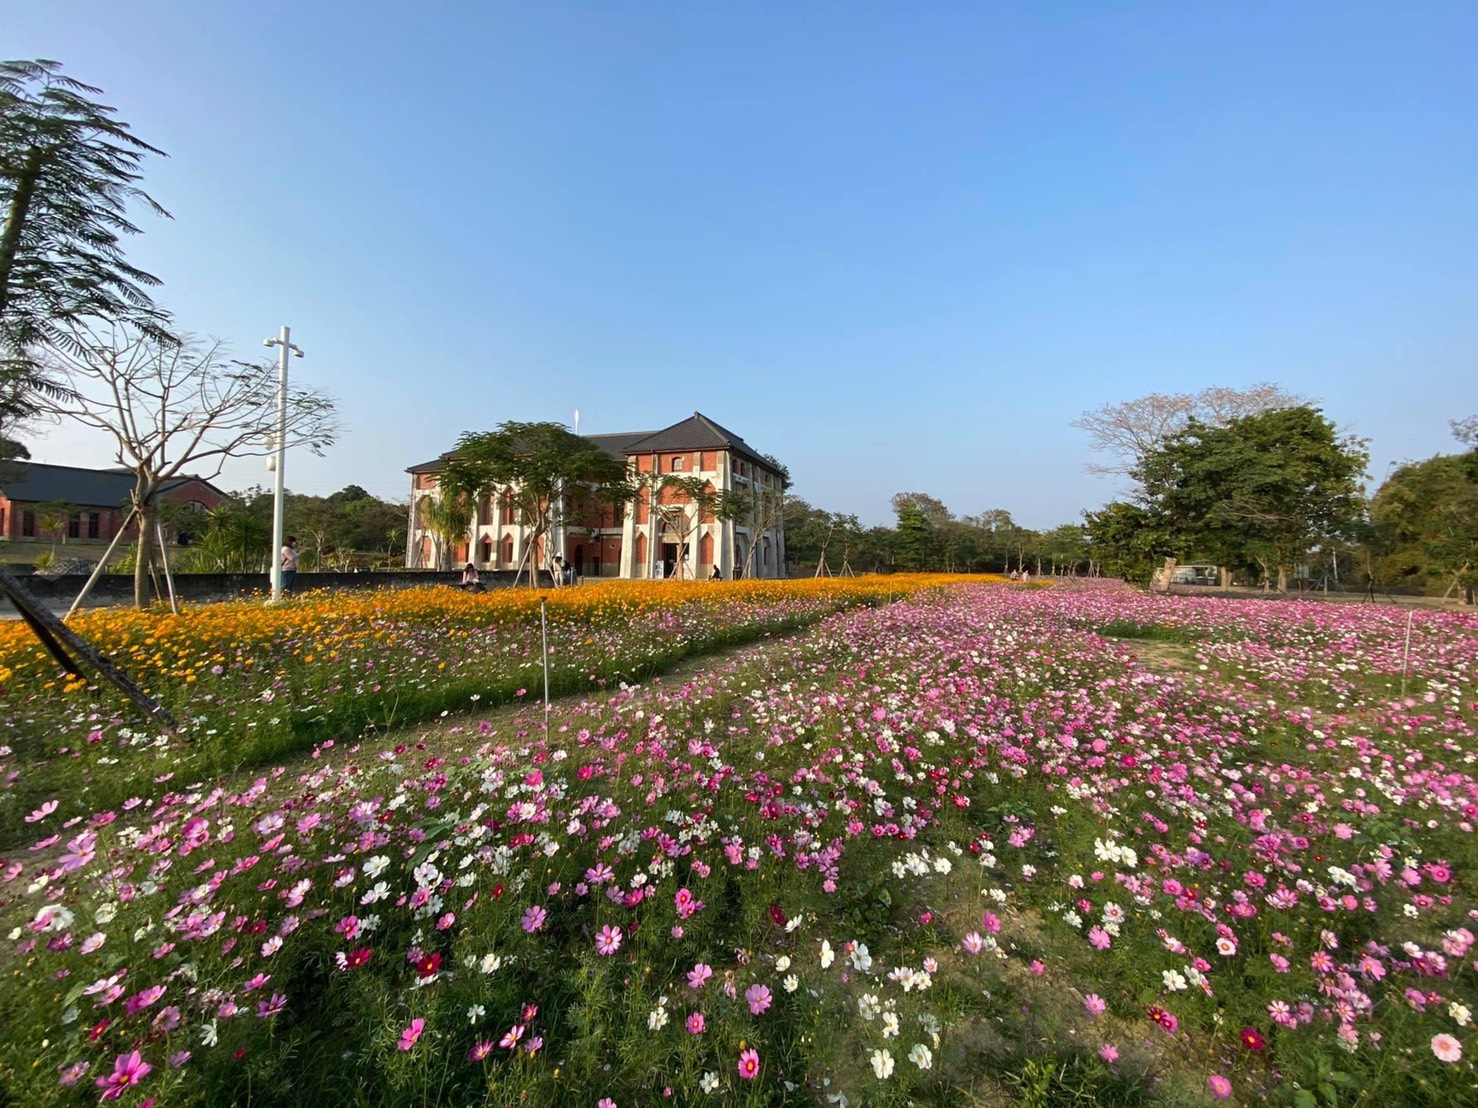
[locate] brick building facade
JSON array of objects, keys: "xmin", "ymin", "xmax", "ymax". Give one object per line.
[
  {"xmin": 0, "ymin": 462, "xmax": 229, "ymax": 546},
  {"xmin": 406, "ymin": 413, "xmax": 786, "ymax": 580}
]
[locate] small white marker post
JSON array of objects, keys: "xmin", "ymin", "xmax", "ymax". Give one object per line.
[
  {"xmin": 540, "ymin": 598, "xmax": 551, "ymax": 740},
  {"xmin": 1401, "ymin": 607, "xmax": 1414, "ymax": 698}
]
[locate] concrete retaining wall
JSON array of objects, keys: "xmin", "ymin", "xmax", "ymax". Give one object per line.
[{"xmin": 13, "ymin": 569, "xmax": 551, "ymax": 605}]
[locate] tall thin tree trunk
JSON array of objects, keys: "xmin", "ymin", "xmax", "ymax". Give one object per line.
[{"xmin": 133, "ymin": 499, "xmax": 157, "ymax": 608}]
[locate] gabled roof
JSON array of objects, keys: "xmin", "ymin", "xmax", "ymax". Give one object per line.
[
  {"xmin": 0, "ymin": 463, "xmax": 226, "ymax": 508},
  {"xmin": 621, "ymin": 412, "xmax": 775, "ymax": 469},
  {"xmin": 407, "ymin": 414, "xmax": 779, "ymax": 475},
  {"xmin": 585, "ymin": 432, "xmax": 650, "ymax": 460}
]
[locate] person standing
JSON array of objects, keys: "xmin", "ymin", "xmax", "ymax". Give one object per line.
[{"xmin": 280, "ymin": 536, "xmax": 299, "ymax": 594}]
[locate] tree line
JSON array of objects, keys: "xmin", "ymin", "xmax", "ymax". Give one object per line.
[{"xmin": 1076, "ymin": 386, "xmax": 1477, "ymax": 603}]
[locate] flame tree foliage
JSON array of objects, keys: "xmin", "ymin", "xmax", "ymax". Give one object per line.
[{"xmin": 1, "ymin": 60, "xmax": 171, "ymax": 461}]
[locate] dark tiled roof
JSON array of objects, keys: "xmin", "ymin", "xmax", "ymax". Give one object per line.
[
  {"xmin": 622, "ymin": 412, "xmax": 774, "ymax": 468},
  {"xmin": 0, "ymin": 463, "xmax": 224, "ymax": 508},
  {"xmin": 408, "ymin": 415, "xmax": 778, "ymax": 474},
  {"xmin": 584, "ymin": 432, "xmax": 650, "ymax": 460}
]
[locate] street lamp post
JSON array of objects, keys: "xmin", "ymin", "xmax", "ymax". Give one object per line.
[{"xmin": 263, "ymin": 325, "xmax": 304, "ymax": 603}]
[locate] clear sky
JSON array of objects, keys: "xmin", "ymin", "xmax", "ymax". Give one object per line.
[{"xmin": 8, "ymin": 1, "xmax": 1476, "ymax": 528}]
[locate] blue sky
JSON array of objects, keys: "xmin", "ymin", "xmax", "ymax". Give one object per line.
[{"xmin": 9, "ymin": 1, "xmax": 1476, "ymax": 528}]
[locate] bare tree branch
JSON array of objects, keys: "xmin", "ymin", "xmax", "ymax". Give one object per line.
[{"xmin": 34, "ymin": 322, "xmax": 338, "ymax": 605}]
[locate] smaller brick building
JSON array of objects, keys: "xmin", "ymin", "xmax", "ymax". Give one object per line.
[{"xmin": 0, "ymin": 462, "xmax": 229, "ymax": 545}]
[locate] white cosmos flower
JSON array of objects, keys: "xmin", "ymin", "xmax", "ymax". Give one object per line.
[
  {"xmin": 908, "ymin": 1043, "xmax": 933, "ymax": 1070},
  {"xmin": 870, "ymin": 1049, "xmax": 895, "ymax": 1079}
]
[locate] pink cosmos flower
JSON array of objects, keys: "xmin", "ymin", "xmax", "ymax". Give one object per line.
[
  {"xmin": 745, "ymin": 983, "xmax": 772, "ymax": 1015},
  {"xmin": 686, "ymin": 1012, "xmax": 705, "ymax": 1034},
  {"xmin": 521, "ymin": 905, "xmax": 546, "ymax": 933},
  {"xmin": 1099, "ymin": 1043, "xmax": 1119, "ymax": 1064},
  {"xmin": 95, "ymin": 1051, "xmax": 151, "ymax": 1101},
  {"xmin": 1208, "ymin": 1074, "xmax": 1232, "ymax": 1099},
  {"xmin": 595, "ymin": 924, "xmax": 622, "ymax": 956},
  {"xmin": 598, "ymin": 1099, "xmax": 616, "ymax": 1108},
  {"xmin": 737, "ymin": 1047, "xmax": 760, "ymax": 1080},
  {"xmin": 687, "ymin": 963, "xmax": 713, "ymax": 989},
  {"xmin": 499, "ymin": 1024, "xmax": 525, "ymax": 1050},
  {"xmin": 961, "ymin": 931, "xmax": 984, "ymax": 955},
  {"xmin": 1431, "ymin": 1034, "xmax": 1463, "ymax": 1063},
  {"xmin": 1083, "ymin": 994, "xmax": 1106, "ymax": 1017},
  {"xmin": 25, "ymin": 799, "xmax": 58, "ymax": 823},
  {"xmin": 398, "ymin": 1018, "xmax": 424, "ymax": 1051},
  {"xmin": 256, "ymin": 993, "xmax": 287, "ymax": 1019},
  {"xmin": 468, "ymin": 1040, "xmax": 493, "ymax": 1061},
  {"xmin": 1088, "ymin": 927, "xmax": 1111, "ymax": 950}
]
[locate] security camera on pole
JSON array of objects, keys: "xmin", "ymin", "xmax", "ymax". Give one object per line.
[{"xmin": 263, "ymin": 326, "xmax": 304, "ymax": 603}]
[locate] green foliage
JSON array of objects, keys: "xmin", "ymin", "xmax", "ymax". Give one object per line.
[
  {"xmin": 893, "ymin": 503, "xmax": 936, "ymax": 572},
  {"xmin": 1370, "ymin": 450, "xmax": 1478, "ymax": 600},
  {"xmin": 1134, "ymin": 406, "xmax": 1368, "ymax": 584},
  {"xmin": 442, "ymin": 421, "xmax": 632, "ymax": 581},
  {"xmin": 1082, "ymin": 500, "xmax": 1166, "ymax": 584}
]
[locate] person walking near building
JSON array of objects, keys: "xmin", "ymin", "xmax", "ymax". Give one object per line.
[{"xmin": 280, "ymin": 536, "xmax": 299, "ymax": 593}]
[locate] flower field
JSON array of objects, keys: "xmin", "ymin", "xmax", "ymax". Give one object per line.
[
  {"xmin": 2, "ymin": 580, "xmax": 1475, "ymax": 1106},
  {"xmin": 0, "ymin": 577, "xmax": 958, "ymax": 848}
]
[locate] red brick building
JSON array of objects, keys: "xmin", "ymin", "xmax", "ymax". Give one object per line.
[
  {"xmin": 406, "ymin": 413, "xmax": 787, "ymax": 579},
  {"xmin": 0, "ymin": 462, "xmax": 229, "ymax": 545}
]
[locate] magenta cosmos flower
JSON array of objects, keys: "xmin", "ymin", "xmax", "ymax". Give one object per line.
[
  {"xmin": 521, "ymin": 905, "xmax": 546, "ymax": 933},
  {"xmin": 398, "ymin": 1018, "xmax": 424, "ymax": 1051},
  {"xmin": 737, "ymin": 1047, "xmax": 760, "ymax": 1080},
  {"xmin": 745, "ymin": 983, "xmax": 772, "ymax": 1015},
  {"xmin": 1208, "ymin": 1074, "xmax": 1232, "ymax": 1099},
  {"xmin": 96, "ymin": 1051, "xmax": 151, "ymax": 1101}
]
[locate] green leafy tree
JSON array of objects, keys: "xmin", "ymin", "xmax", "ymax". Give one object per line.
[
  {"xmin": 1134, "ymin": 406, "xmax": 1367, "ymax": 592},
  {"xmin": 417, "ymin": 487, "xmax": 472, "ymax": 571},
  {"xmin": 1082, "ymin": 501, "xmax": 1167, "ymax": 585},
  {"xmin": 1039, "ymin": 523, "xmax": 1090, "ymax": 575},
  {"xmin": 894, "ymin": 503, "xmax": 936, "ymax": 572},
  {"xmin": 441, "ymin": 421, "xmax": 631, "ymax": 587},
  {"xmin": 1371, "ymin": 444, "xmax": 1478, "ymax": 604}
]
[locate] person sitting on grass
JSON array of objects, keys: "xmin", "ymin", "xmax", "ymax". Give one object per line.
[{"xmin": 461, "ymin": 562, "xmax": 483, "ymax": 593}]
